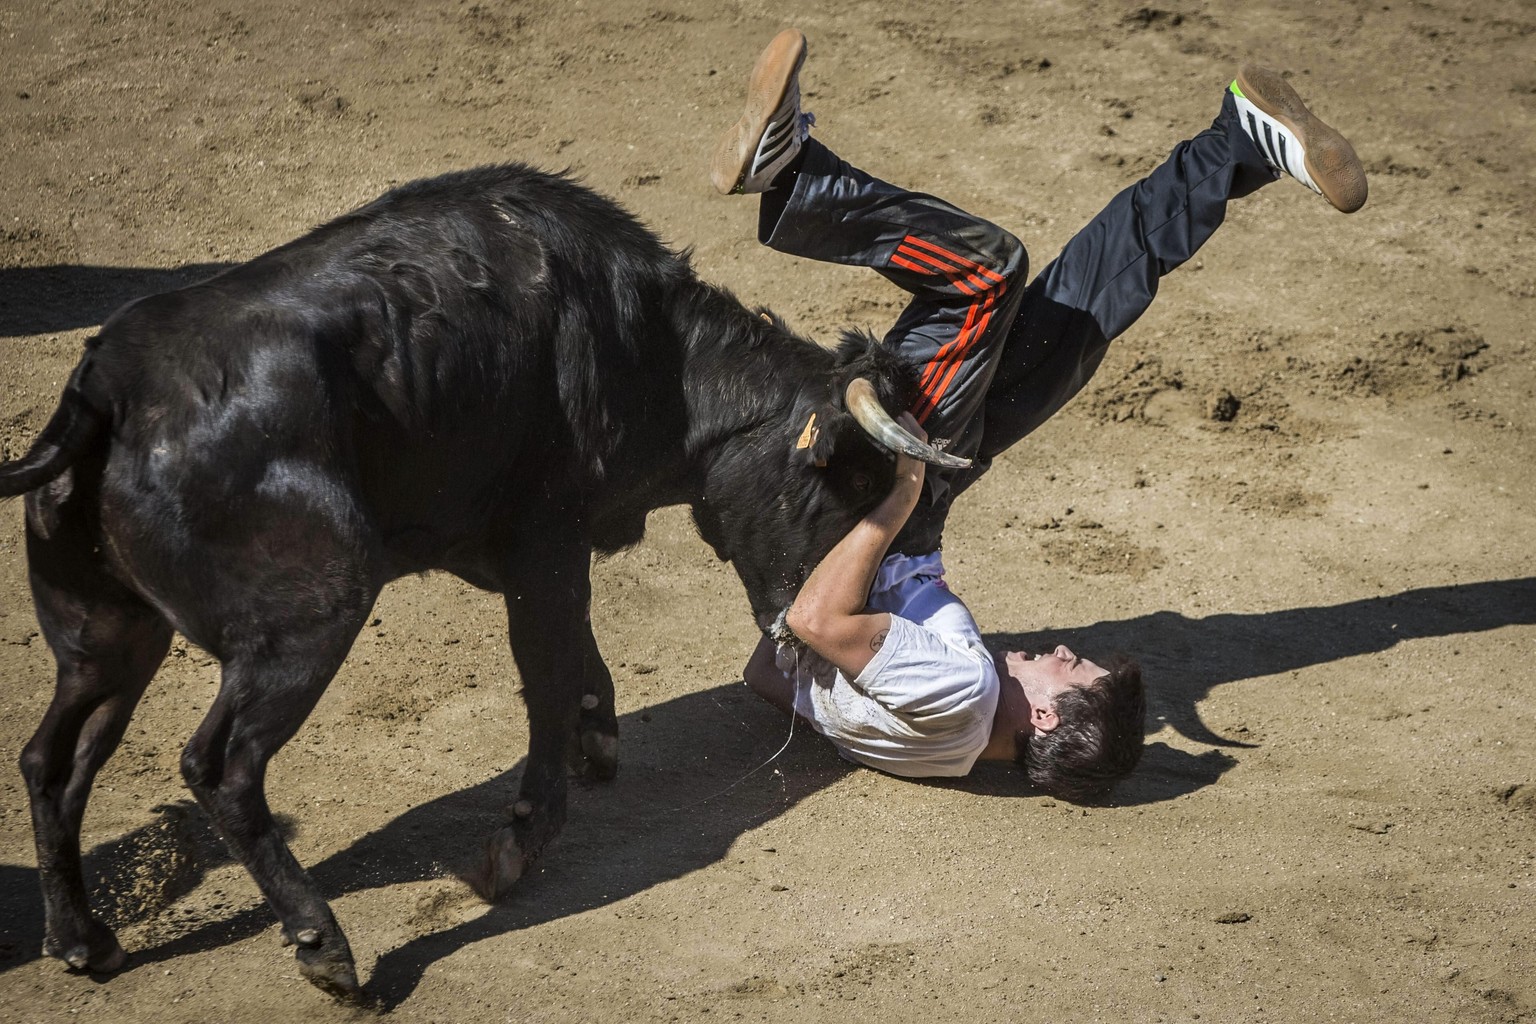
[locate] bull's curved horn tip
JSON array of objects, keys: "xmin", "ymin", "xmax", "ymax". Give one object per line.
[{"xmin": 844, "ymin": 378, "xmax": 972, "ymax": 470}]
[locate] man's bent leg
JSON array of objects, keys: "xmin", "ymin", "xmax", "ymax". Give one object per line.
[
  {"xmin": 760, "ymin": 139, "xmax": 1027, "ymax": 552},
  {"xmin": 718, "ymin": 30, "xmax": 1027, "ymax": 553},
  {"xmin": 761, "ymin": 139, "xmax": 1026, "ymax": 449}
]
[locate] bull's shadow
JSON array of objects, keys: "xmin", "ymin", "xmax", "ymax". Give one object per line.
[
  {"xmin": 1, "ymin": 575, "xmax": 1531, "ymax": 1006},
  {"xmin": 0, "ymin": 263, "xmax": 234, "ymax": 338}
]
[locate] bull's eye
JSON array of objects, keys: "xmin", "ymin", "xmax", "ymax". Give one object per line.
[{"xmin": 851, "ymin": 472, "xmax": 871, "ymax": 494}]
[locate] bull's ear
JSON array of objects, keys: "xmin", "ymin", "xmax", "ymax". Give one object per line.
[
  {"xmin": 790, "ymin": 406, "xmax": 847, "ymax": 469},
  {"xmin": 791, "ymin": 405, "xmax": 874, "ymax": 477}
]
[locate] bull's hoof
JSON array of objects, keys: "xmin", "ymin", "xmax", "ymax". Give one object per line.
[
  {"xmin": 43, "ymin": 923, "xmax": 128, "ymax": 974},
  {"xmin": 464, "ymin": 827, "xmax": 528, "ymax": 903},
  {"xmin": 579, "ymin": 728, "xmax": 619, "ymax": 781},
  {"xmin": 295, "ymin": 943, "xmax": 365, "ymax": 1003}
]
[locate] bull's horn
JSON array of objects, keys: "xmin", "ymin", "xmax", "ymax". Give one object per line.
[{"xmin": 844, "ymin": 378, "xmax": 972, "ymax": 470}]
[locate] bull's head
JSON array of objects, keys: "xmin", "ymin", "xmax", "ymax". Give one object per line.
[{"xmin": 690, "ymin": 330, "xmax": 968, "ymax": 634}]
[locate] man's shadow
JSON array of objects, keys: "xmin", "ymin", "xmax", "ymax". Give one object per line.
[
  {"xmin": 1, "ymin": 575, "xmax": 1531, "ymax": 1006},
  {"xmin": 0, "ymin": 264, "xmax": 234, "ymax": 338},
  {"xmin": 989, "ymin": 575, "xmax": 1536, "ymax": 805}
]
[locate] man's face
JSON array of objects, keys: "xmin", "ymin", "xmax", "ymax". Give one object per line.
[{"xmin": 1002, "ymin": 645, "xmax": 1107, "ymax": 732}]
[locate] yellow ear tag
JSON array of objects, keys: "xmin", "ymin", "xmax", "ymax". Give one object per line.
[{"xmin": 795, "ymin": 411, "xmax": 819, "ymax": 450}]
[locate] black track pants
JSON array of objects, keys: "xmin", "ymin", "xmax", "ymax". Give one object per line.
[{"xmin": 759, "ymin": 90, "xmax": 1276, "ymax": 553}]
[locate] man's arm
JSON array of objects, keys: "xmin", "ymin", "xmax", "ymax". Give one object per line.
[{"xmin": 784, "ymin": 413, "xmax": 927, "ymax": 679}]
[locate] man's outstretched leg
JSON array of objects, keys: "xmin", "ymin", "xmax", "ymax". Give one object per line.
[{"xmin": 966, "ymin": 65, "xmax": 1369, "ymax": 478}]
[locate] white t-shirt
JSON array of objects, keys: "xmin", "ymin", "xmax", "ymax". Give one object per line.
[{"xmin": 784, "ymin": 551, "xmax": 1000, "ymax": 777}]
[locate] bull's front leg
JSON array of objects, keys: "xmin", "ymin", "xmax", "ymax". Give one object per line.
[
  {"xmin": 472, "ymin": 540, "xmax": 594, "ymax": 901},
  {"xmin": 573, "ymin": 622, "xmax": 619, "ymax": 780}
]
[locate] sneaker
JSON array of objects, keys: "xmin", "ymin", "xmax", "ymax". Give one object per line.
[
  {"xmin": 711, "ymin": 28, "xmax": 814, "ymax": 195},
  {"xmin": 1230, "ymin": 65, "xmax": 1368, "ymax": 213}
]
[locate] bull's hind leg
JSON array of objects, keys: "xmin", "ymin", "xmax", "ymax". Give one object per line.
[
  {"xmin": 19, "ymin": 506, "xmax": 173, "ymax": 974},
  {"xmin": 179, "ymin": 615, "xmax": 372, "ymax": 1001}
]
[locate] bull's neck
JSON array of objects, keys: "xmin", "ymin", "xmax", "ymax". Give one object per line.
[{"xmin": 673, "ymin": 282, "xmax": 836, "ymax": 465}]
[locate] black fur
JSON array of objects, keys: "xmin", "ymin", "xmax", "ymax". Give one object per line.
[{"xmin": 6, "ymin": 164, "xmax": 915, "ymax": 998}]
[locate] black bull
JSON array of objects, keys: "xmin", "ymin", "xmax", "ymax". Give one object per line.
[{"xmin": 3, "ymin": 165, "xmax": 965, "ymax": 999}]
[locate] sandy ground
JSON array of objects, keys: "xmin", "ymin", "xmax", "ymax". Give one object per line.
[{"xmin": 2, "ymin": 1, "xmax": 1534, "ymax": 1021}]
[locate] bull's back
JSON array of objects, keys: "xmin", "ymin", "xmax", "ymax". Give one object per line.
[{"xmin": 84, "ymin": 164, "xmax": 692, "ymax": 587}]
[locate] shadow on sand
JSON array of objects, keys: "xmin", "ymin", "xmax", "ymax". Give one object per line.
[
  {"xmin": 0, "ymin": 263, "xmax": 235, "ymax": 338},
  {"xmin": 1, "ymin": 575, "xmax": 1531, "ymax": 1005}
]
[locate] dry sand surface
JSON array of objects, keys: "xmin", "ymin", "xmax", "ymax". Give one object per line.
[{"xmin": 2, "ymin": 1, "xmax": 1534, "ymax": 1021}]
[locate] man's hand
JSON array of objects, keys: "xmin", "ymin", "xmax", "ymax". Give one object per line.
[
  {"xmin": 888, "ymin": 411, "xmax": 928, "ymax": 508},
  {"xmin": 867, "ymin": 410, "xmax": 926, "ymax": 530}
]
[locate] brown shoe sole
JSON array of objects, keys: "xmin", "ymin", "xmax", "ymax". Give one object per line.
[
  {"xmin": 1237, "ymin": 64, "xmax": 1368, "ymax": 213},
  {"xmin": 710, "ymin": 28, "xmax": 808, "ymax": 195}
]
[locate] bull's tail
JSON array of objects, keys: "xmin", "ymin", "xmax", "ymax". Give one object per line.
[{"xmin": 0, "ymin": 350, "xmax": 107, "ymax": 498}]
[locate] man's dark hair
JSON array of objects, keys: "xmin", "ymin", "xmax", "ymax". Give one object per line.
[{"xmin": 1015, "ymin": 656, "xmax": 1145, "ymax": 802}]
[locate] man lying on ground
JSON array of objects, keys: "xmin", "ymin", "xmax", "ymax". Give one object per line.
[{"xmin": 719, "ymin": 29, "xmax": 1368, "ymax": 799}]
